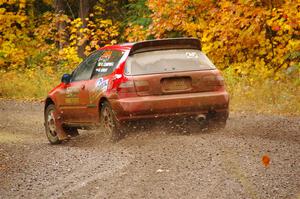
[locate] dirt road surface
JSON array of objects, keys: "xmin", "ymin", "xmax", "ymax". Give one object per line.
[{"xmin": 0, "ymin": 99, "xmax": 299, "ymax": 199}]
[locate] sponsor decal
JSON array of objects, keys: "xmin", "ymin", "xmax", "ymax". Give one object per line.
[
  {"xmin": 65, "ymin": 86, "xmax": 80, "ymax": 104},
  {"xmin": 103, "ymin": 62, "xmax": 114, "ymax": 67},
  {"xmin": 97, "ymin": 62, "xmax": 114, "ymax": 67},
  {"xmin": 186, "ymin": 52, "xmax": 198, "ymax": 59},
  {"xmin": 96, "ymin": 68, "xmax": 101, "ymax": 72},
  {"xmin": 100, "ymin": 68, "xmax": 108, "ymax": 72},
  {"xmin": 65, "ymin": 98, "xmax": 79, "ymax": 104},
  {"xmin": 89, "ymin": 78, "xmax": 108, "ymax": 103},
  {"xmin": 97, "ymin": 62, "xmax": 113, "ymax": 67},
  {"xmin": 96, "ymin": 78, "xmax": 103, "ymax": 87},
  {"xmin": 96, "ymin": 78, "xmax": 108, "ymax": 91},
  {"xmin": 95, "ymin": 67, "xmax": 109, "ymax": 73},
  {"xmin": 98, "ymin": 51, "xmax": 112, "ymax": 62}
]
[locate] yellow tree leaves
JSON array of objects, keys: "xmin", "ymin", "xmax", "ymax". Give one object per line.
[
  {"xmin": 0, "ymin": 0, "xmax": 30, "ymax": 70},
  {"xmin": 124, "ymin": 24, "xmax": 148, "ymax": 42},
  {"xmin": 0, "ymin": 1, "xmax": 119, "ymax": 72},
  {"xmin": 148, "ymin": 0, "xmax": 214, "ymax": 38},
  {"xmin": 0, "ymin": 0, "xmax": 299, "ymax": 83},
  {"xmin": 69, "ymin": 17, "xmax": 119, "ymax": 55}
]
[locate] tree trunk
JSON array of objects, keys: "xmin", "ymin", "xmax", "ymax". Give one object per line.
[
  {"xmin": 54, "ymin": 0, "xmax": 67, "ymax": 49},
  {"xmin": 77, "ymin": 0, "xmax": 98, "ymax": 57},
  {"xmin": 77, "ymin": 0, "xmax": 90, "ymax": 57}
]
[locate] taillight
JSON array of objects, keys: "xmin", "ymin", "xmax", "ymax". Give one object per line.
[
  {"xmin": 202, "ymin": 74, "xmax": 224, "ymax": 86},
  {"xmin": 213, "ymin": 74, "xmax": 225, "ymax": 91},
  {"xmin": 118, "ymin": 80, "xmax": 136, "ymax": 93},
  {"xmin": 134, "ymin": 80, "xmax": 149, "ymax": 92},
  {"xmin": 215, "ymin": 75, "xmax": 224, "ymax": 86}
]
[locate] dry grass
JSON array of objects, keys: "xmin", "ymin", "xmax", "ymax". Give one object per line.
[
  {"xmin": 1, "ymin": 69, "xmax": 299, "ymax": 115},
  {"xmin": 224, "ymin": 72, "xmax": 300, "ymax": 116},
  {"xmin": 0, "ymin": 69, "xmax": 60, "ymax": 100}
]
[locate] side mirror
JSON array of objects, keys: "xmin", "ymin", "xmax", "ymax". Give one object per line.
[{"xmin": 61, "ymin": 74, "xmax": 71, "ymax": 84}]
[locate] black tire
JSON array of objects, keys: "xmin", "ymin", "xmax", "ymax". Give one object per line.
[
  {"xmin": 63, "ymin": 126, "xmax": 79, "ymax": 137},
  {"xmin": 207, "ymin": 111, "xmax": 228, "ymax": 130},
  {"xmin": 100, "ymin": 102, "xmax": 123, "ymax": 142},
  {"xmin": 44, "ymin": 104, "xmax": 61, "ymax": 144}
]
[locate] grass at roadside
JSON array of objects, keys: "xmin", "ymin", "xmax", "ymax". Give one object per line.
[
  {"xmin": 0, "ymin": 69, "xmax": 63, "ymax": 100},
  {"xmin": 223, "ymin": 70, "xmax": 300, "ymax": 116},
  {"xmin": 0, "ymin": 68, "xmax": 299, "ymax": 116}
]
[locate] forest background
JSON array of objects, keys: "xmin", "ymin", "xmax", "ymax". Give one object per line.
[{"xmin": 0, "ymin": 0, "xmax": 299, "ymax": 115}]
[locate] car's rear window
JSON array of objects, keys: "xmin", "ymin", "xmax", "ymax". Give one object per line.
[{"xmin": 125, "ymin": 49, "xmax": 216, "ymax": 75}]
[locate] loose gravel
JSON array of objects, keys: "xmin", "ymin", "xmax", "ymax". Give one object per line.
[{"xmin": 0, "ymin": 99, "xmax": 299, "ymax": 199}]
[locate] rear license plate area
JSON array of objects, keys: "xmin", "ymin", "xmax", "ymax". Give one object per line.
[{"xmin": 161, "ymin": 77, "xmax": 192, "ymax": 92}]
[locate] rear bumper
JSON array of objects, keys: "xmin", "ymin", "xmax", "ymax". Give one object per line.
[{"xmin": 110, "ymin": 91, "xmax": 229, "ymax": 121}]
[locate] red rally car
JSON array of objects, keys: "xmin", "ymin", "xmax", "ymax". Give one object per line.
[{"xmin": 44, "ymin": 38, "xmax": 229, "ymax": 144}]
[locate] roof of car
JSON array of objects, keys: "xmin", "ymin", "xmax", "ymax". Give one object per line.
[
  {"xmin": 100, "ymin": 38, "xmax": 201, "ymax": 54},
  {"xmin": 119, "ymin": 42, "xmax": 135, "ymax": 47},
  {"xmin": 129, "ymin": 38, "xmax": 201, "ymax": 55}
]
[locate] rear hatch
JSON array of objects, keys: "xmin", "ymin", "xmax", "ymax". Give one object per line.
[{"xmin": 124, "ymin": 48, "xmax": 224, "ymax": 96}]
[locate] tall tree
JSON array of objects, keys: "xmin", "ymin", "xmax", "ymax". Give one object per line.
[
  {"xmin": 54, "ymin": 0, "xmax": 68, "ymax": 49},
  {"xmin": 78, "ymin": 0, "xmax": 97, "ymax": 57}
]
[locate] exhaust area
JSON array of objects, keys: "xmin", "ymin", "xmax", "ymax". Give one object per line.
[{"xmin": 196, "ymin": 114, "xmax": 206, "ymax": 122}]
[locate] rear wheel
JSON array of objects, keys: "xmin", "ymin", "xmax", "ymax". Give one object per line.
[
  {"xmin": 207, "ymin": 111, "xmax": 228, "ymax": 130},
  {"xmin": 100, "ymin": 102, "xmax": 123, "ymax": 141},
  {"xmin": 44, "ymin": 104, "xmax": 61, "ymax": 144}
]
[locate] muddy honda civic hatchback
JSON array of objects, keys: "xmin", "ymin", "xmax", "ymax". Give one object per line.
[{"xmin": 44, "ymin": 38, "xmax": 229, "ymax": 144}]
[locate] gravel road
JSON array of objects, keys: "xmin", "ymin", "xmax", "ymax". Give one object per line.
[{"xmin": 0, "ymin": 99, "xmax": 299, "ymax": 199}]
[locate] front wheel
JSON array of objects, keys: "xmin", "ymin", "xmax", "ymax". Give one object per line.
[
  {"xmin": 44, "ymin": 104, "xmax": 61, "ymax": 144},
  {"xmin": 100, "ymin": 102, "xmax": 123, "ymax": 142}
]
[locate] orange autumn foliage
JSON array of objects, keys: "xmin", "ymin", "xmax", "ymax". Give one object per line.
[
  {"xmin": 145, "ymin": 0, "xmax": 300, "ymax": 80},
  {"xmin": 0, "ymin": 0, "xmax": 299, "ymax": 105}
]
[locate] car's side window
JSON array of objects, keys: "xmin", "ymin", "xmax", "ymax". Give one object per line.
[
  {"xmin": 71, "ymin": 50, "xmax": 103, "ymax": 82},
  {"xmin": 92, "ymin": 50, "xmax": 124, "ymax": 78}
]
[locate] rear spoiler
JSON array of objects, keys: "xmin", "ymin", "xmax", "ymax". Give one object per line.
[{"xmin": 129, "ymin": 38, "xmax": 201, "ymax": 56}]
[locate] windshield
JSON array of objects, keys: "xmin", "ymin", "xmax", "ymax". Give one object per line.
[{"xmin": 125, "ymin": 49, "xmax": 216, "ymax": 75}]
